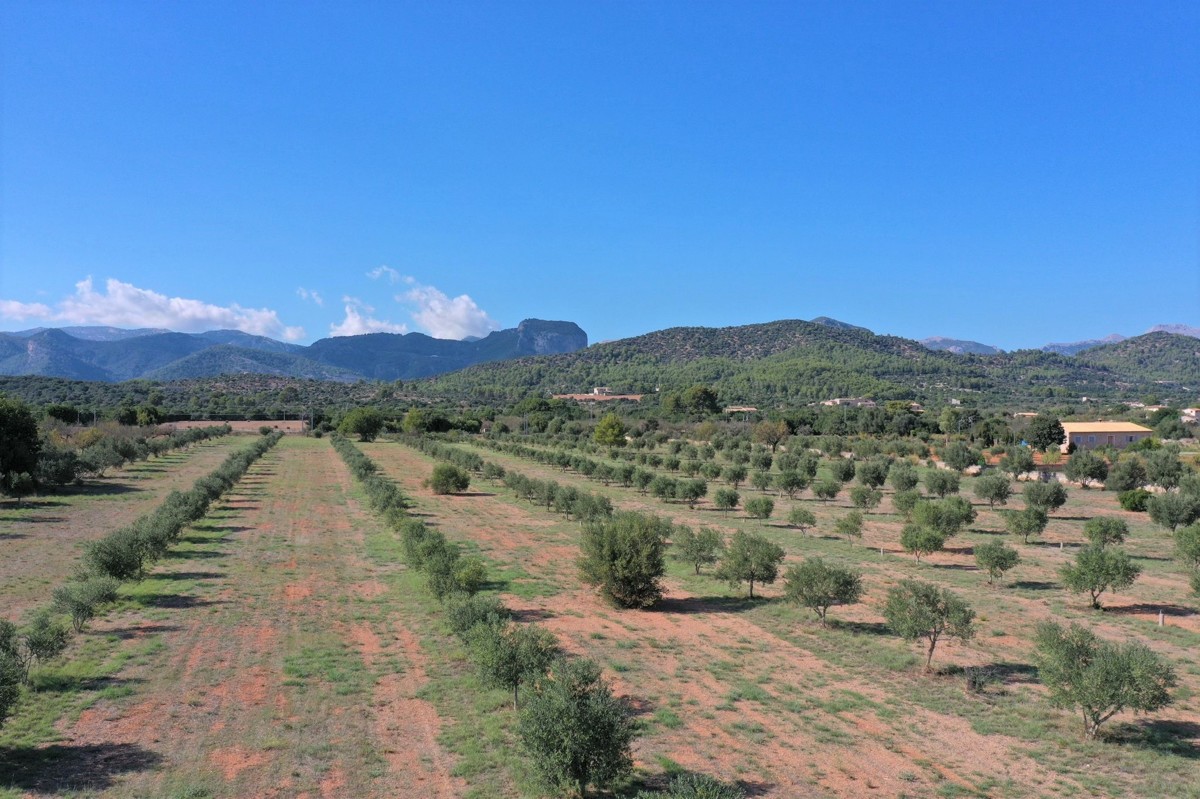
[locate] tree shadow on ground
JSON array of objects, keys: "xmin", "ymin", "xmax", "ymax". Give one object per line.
[
  {"xmin": 455, "ymin": 491, "xmax": 496, "ymax": 498},
  {"xmin": 1105, "ymin": 603, "xmax": 1196, "ymax": 618},
  {"xmin": 1011, "ymin": 580, "xmax": 1057, "ymax": 591},
  {"xmin": 828, "ymin": 619, "xmax": 890, "ymax": 636},
  {"xmin": 33, "ymin": 672, "xmax": 147, "ymax": 694},
  {"xmin": 0, "ymin": 531, "xmax": 30, "ymax": 539},
  {"xmin": 652, "ymin": 596, "xmax": 768, "ymax": 614},
  {"xmin": 102, "ymin": 622, "xmax": 184, "ymax": 639},
  {"xmin": 176, "ymin": 534, "xmax": 231, "ymax": 545},
  {"xmin": 0, "ymin": 743, "xmax": 163, "ymax": 791},
  {"xmin": 1108, "ymin": 720, "xmax": 1200, "ymax": 759},
  {"xmin": 63, "ymin": 482, "xmax": 142, "ymax": 498},
  {"xmin": 508, "ymin": 607, "xmax": 555, "ymax": 623},
  {"xmin": 130, "ymin": 593, "xmax": 226, "ymax": 609},
  {"xmin": 619, "ymin": 771, "xmax": 773, "ymax": 798},
  {"xmin": 151, "ymin": 570, "xmax": 223, "ymax": 582},
  {"xmin": 947, "ymin": 661, "xmax": 1039, "ymax": 686},
  {"xmin": 193, "ymin": 524, "xmax": 249, "ymax": 534},
  {"xmin": 169, "ymin": 549, "xmax": 228, "ymax": 560}
]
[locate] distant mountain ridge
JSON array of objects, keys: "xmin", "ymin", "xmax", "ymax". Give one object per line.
[
  {"xmin": 920, "ymin": 337, "xmax": 1003, "ymax": 355},
  {"xmin": 406, "ymin": 319, "xmax": 1200, "ymax": 406},
  {"xmin": 0, "ymin": 319, "xmax": 587, "ymax": 382}
]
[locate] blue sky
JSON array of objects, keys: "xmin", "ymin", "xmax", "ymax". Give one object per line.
[{"xmin": 1, "ymin": 1, "xmax": 1196, "ymax": 349}]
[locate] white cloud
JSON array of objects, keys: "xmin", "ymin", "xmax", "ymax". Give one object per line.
[
  {"xmin": 0, "ymin": 277, "xmax": 306, "ymax": 340},
  {"xmin": 296, "ymin": 287, "xmax": 324, "ymax": 306},
  {"xmin": 328, "ymin": 298, "xmax": 408, "ymax": 337},
  {"xmin": 0, "ymin": 299, "xmax": 53, "ymax": 320},
  {"xmin": 399, "ymin": 279, "xmax": 500, "ymax": 340},
  {"xmin": 367, "ymin": 265, "xmax": 401, "ymax": 283}
]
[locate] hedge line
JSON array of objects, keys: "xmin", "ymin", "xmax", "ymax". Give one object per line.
[{"xmin": 0, "ymin": 431, "xmax": 283, "ymax": 728}]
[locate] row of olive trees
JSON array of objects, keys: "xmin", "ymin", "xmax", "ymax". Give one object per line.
[
  {"xmin": 348, "ymin": 437, "xmax": 738, "ymax": 798},
  {"xmin": 0, "ymin": 431, "xmax": 282, "ymax": 729}
]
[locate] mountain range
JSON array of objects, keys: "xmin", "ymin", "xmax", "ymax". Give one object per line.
[
  {"xmin": 0, "ymin": 320, "xmax": 587, "ymax": 382},
  {"xmin": 410, "ymin": 319, "xmax": 1200, "ymax": 406},
  {"xmin": 915, "ymin": 324, "xmax": 1200, "ymax": 357}
]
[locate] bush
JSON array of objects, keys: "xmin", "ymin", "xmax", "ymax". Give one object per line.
[
  {"xmin": 579, "ymin": 512, "xmax": 670, "ymax": 608},
  {"xmin": 636, "ymin": 773, "xmax": 745, "ymax": 799},
  {"xmin": 1118, "ymin": 488, "xmax": 1152, "ymax": 512},
  {"xmin": 52, "ymin": 576, "xmax": 120, "ymax": 632},
  {"xmin": 520, "ymin": 658, "xmax": 634, "ymax": 796},
  {"xmin": 428, "ymin": 464, "xmax": 471, "ymax": 495},
  {"xmin": 744, "ymin": 496, "xmax": 774, "ymax": 520}
]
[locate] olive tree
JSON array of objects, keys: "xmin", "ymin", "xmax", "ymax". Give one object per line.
[
  {"xmin": 744, "ymin": 496, "xmax": 774, "ymax": 520},
  {"xmin": 578, "ymin": 512, "xmax": 669, "ymax": 608},
  {"xmin": 1034, "ymin": 621, "xmax": 1174, "ymax": 740},
  {"xmin": 900, "ymin": 524, "xmax": 945, "ymax": 563},
  {"xmin": 520, "ymin": 657, "xmax": 635, "ymax": 797},
  {"xmin": 1083, "ymin": 517, "xmax": 1129, "ymax": 548},
  {"xmin": 1024, "ymin": 481, "xmax": 1068, "ymax": 515},
  {"xmin": 1003, "ymin": 507, "xmax": 1048, "ymax": 544},
  {"xmin": 787, "ymin": 507, "xmax": 816, "ymax": 534},
  {"xmin": 973, "ymin": 473, "xmax": 1012, "ymax": 509},
  {"xmin": 1064, "ymin": 450, "xmax": 1109, "ymax": 488},
  {"xmin": 671, "ymin": 526, "xmax": 724, "ymax": 575},
  {"xmin": 973, "ymin": 540, "xmax": 1020, "ymax": 585},
  {"xmin": 428, "ymin": 463, "xmax": 471, "ymax": 495},
  {"xmin": 716, "ymin": 531, "xmax": 785, "ymax": 598},
  {"xmin": 883, "ymin": 580, "xmax": 975, "ymax": 670},
  {"xmin": 924, "ymin": 469, "xmax": 960, "ymax": 498},
  {"xmin": 783, "ymin": 558, "xmax": 863, "ymax": 626},
  {"xmin": 1060, "ymin": 545, "xmax": 1141, "ymax": 609},
  {"xmin": 467, "ymin": 621, "xmax": 558, "ymax": 709},
  {"xmin": 834, "ymin": 510, "xmax": 864, "ymax": 544}
]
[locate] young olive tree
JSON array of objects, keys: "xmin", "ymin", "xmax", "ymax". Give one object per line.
[
  {"xmin": 783, "ymin": 558, "xmax": 863, "ymax": 627},
  {"xmin": 1060, "ymin": 545, "xmax": 1140, "ymax": 609},
  {"xmin": 578, "ymin": 512, "xmax": 669, "ymax": 608},
  {"xmin": 671, "ymin": 526, "xmax": 724, "ymax": 575},
  {"xmin": 520, "ymin": 657, "xmax": 635, "ymax": 797},
  {"xmin": 883, "ymin": 580, "xmax": 975, "ymax": 670},
  {"xmin": 716, "ymin": 531, "xmax": 785, "ymax": 599},
  {"xmin": 1034, "ymin": 621, "xmax": 1174, "ymax": 740},
  {"xmin": 787, "ymin": 507, "xmax": 817, "ymax": 534},
  {"xmin": 973, "ymin": 540, "xmax": 1020, "ymax": 585}
]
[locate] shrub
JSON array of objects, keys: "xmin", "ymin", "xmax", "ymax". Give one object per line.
[
  {"xmin": 52, "ymin": 576, "xmax": 120, "ymax": 632},
  {"xmin": 520, "ymin": 658, "xmax": 634, "ymax": 796},
  {"xmin": 973, "ymin": 540, "xmax": 1020, "ymax": 585},
  {"xmin": 1118, "ymin": 488, "xmax": 1151, "ymax": 512},
  {"xmin": 579, "ymin": 512, "xmax": 670, "ymax": 608},
  {"xmin": 428, "ymin": 464, "xmax": 471, "ymax": 495},
  {"xmin": 1034, "ymin": 621, "xmax": 1174, "ymax": 740},
  {"xmin": 783, "ymin": 558, "xmax": 863, "ymax": 626}
]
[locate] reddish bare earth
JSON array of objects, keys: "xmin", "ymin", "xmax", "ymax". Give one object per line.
[
  {"xmin": 0, "ymin": 437, "xmax": 245, "ymax": 620},
  {"xmin": 26, "ymin": 438, "xmax": 462, "ymax": 798},
  {"xmin": 362, "ymin": 441, "xmax": 1200, "ymax": 799}
]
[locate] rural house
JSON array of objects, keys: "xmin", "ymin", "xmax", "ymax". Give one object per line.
[{"xmin": 1060, "ymin": 421, "xmax": 1153, "ymax": 453}]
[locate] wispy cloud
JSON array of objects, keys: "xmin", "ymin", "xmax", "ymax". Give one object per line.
[
  {"xmin": 0, "ymin": 277, "xmax": 305, "ymax": 340},
  {"xmin": 367, "ymin": 265, "xmax": 401, "ymax": 284},
  {"xmin": 328, "ymin": 297, "xmax": 408, "ymax": 337},
  {"xmin": 296, "ymin": 287, "xmax": 324, "ymax": 306},
  {"xmin": 0, "ymin": 299, "xmax": 54, "ymax": 320},
  {"xmin": 399, "ymin": 279, "xmax": 500, "ymax": 340}
]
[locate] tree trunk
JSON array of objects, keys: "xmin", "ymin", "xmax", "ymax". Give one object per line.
[{"xmin": 749, "ymin": 578, "xmax": 755, "ymax": 599}]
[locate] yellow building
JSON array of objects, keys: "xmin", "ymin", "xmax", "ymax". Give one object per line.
[{"xmin": 1061, "ymin": 421, "xmax": 1153, "ymax": 453}]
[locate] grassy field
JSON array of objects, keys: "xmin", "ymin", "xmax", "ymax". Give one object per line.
[
  {"xmin": 2, "ymin": 434, "xmax": 1197, "ymax": 798},
  {"xmin": 0, "ymin": 436, "xmax": 246, "ymax": 620}
]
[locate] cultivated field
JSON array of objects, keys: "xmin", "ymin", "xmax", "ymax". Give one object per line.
[{"xmin": 2, "ymin": 435, "xmax": 1198, "ymax": 798}]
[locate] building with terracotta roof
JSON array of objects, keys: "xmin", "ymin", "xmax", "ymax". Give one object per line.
[{"xmin": 1060, "ymin": 421, "xmax": 1153, "ymax": 453}]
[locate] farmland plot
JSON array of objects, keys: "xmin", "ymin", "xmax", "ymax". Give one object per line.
[
  {"xmin": 2, "ymin": 437, "xmax": 462, "ymax": 798},
  {"xmin": 0, "ymin": 436, "xmax": 243, "ymax": 620},
  {"xmin": 363, "ymin": 440, "xmax": 1200, "ymax": 799}
]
